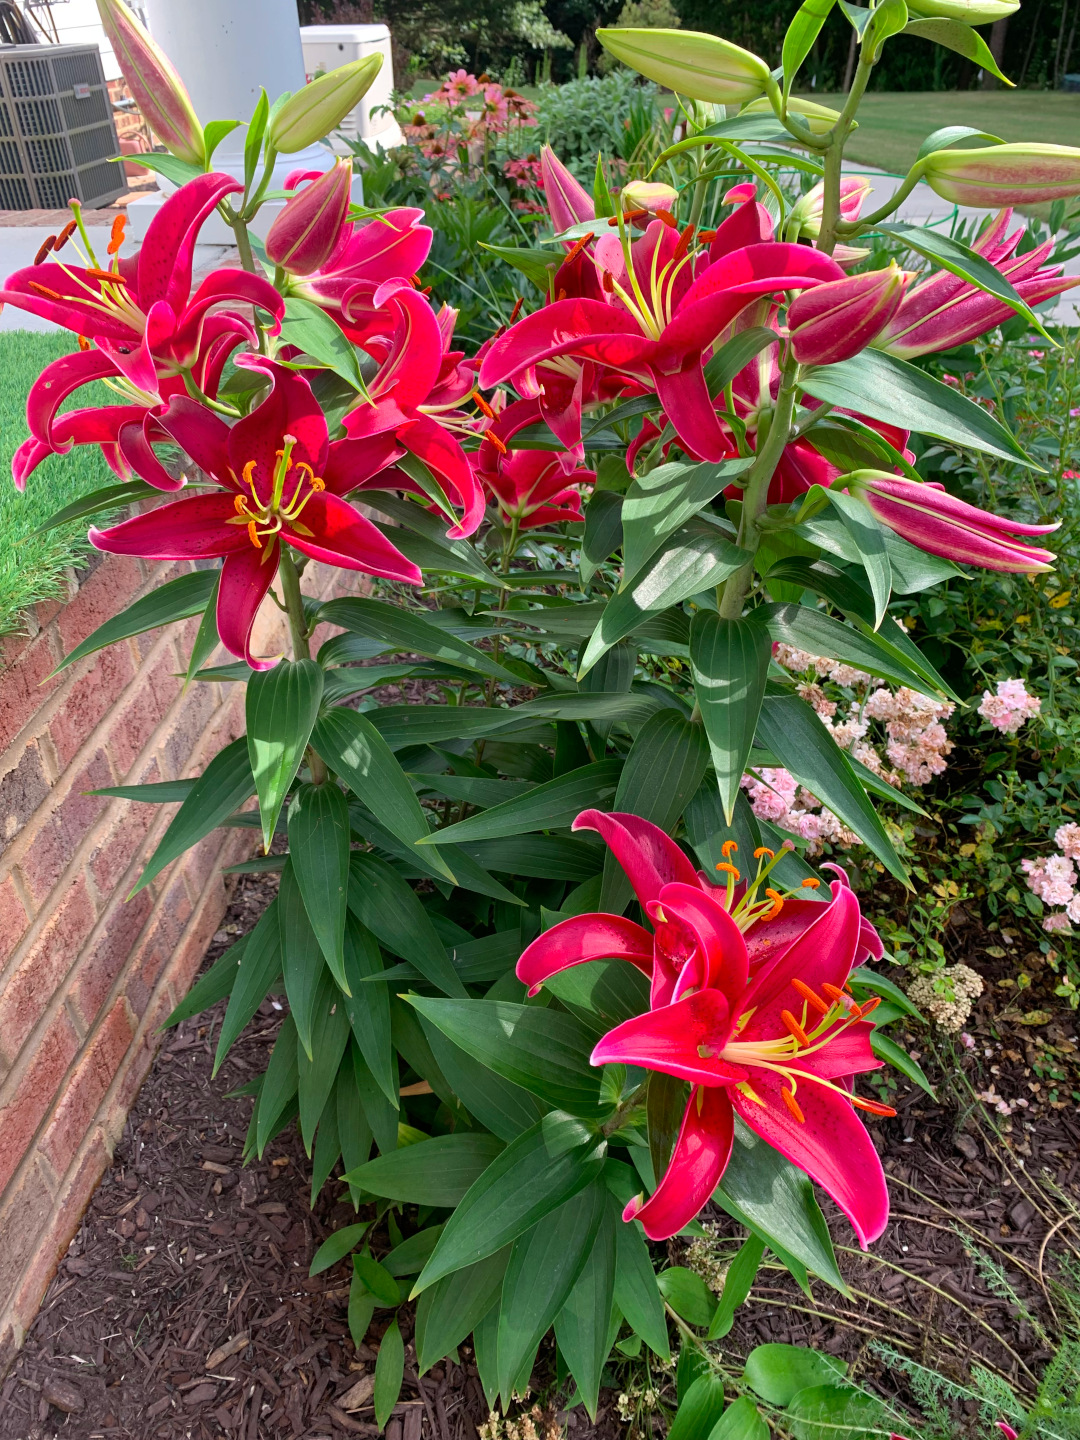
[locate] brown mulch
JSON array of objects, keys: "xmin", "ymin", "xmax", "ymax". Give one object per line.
[{"xmin": 2, "ymin": 871, "xmax": 1078, "ymax": 1439}]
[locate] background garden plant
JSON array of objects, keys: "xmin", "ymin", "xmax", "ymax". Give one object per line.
[{"xmin": 10, "ymin": 0, "xmax": 1080, "ymax": 1432}]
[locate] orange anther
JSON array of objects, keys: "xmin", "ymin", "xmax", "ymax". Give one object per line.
[
  {"xmin": 801, "ymin": 878, "xmax": 821, "ymax": 889},
  {"xmin": 488, "ymin": 432, "xmax": 507, "ymax": 455},
  {"xmin": 508, "ymin": 296, "xmax": 523, "ymax": 324},
  {"xmin": 721, "ymin": 840, "xmax": 738, "ymax": 858},
  {"xmin": 858, "ymin": 995, "xmax": 881, "ymax": 1018},
  {"xmin": 753, "ymin": 846, "xmax": 774, "ymax": 859},
  {"xmin": 54, "ymin": 220, "xmax": 77, "ymax": 251},
  {"xmin": 626, "ymin": 207, "xmax": 650, "ymax": 225},
  {"xmin": 763, "ymin": 887, "xmax": 784, "ymax": 919},
  {"xmin": 28, "ymin": 281, "xmax": 62, "ymax": 300},
  {"xmin": 607, "ymin": 215, "xmax": 620, "ymax": 227},
  {"xmin": 107, "ymin": 213, "xmax": 126, "ymax": 255},
  {"xmin": 821, "ymin": 982, "xmax": 846, "ymax": 1005},
  {"xmin": 472, "ymin": 389, "xmax": 495, "ymax": 419},
  {"xmin": 556, "ymin": 287, "xmax": 567, "ymax": 302},
  {"xmin": 672, "ymin": 222, "xmax": 696, "ymax": 261},
  {"xmin": 247, "ymin": 520, "xmax": 262, "ymax": 549},
  {"xmin": 698, "ymin": 229, "xmax": 717, "ymax": 242},
  {"xmin": 655, "ymin": 208, "xmax": 677, "ymax": 228},
  {"xmin": 715, "ymin": 862, "xmax": 740, "ymax": 879},
  {"xmin": 781, "ymin": 1087, "xmax": 805, "ymax": 1123},
  {"xmin": 564, "ymin": 231, "xmax": 594, "ymax": 264},
  {"xmin": 86, "ymin": 267, "xmax": 125, "ymax": 284},
  {"xmin": 602, "ymin": 271, "xmax": 615, "ymax": 293},
  {"xmin": 851, "ymin": 1096, "xmax": 896, "ymax": 1117},
  {"xmin": 33, "ymin": 235, "xmax": 56, "ymax": 265},
  {"xmin": 791, "ymin": 979, "xmax": 829, "ymax": 1016},
  {"xmin": 780, "ymin": 1009, "xmax": 810, "ymax": 1047},
  {"xmin": 234, "ymin": 495, "xmax": 247, "ymax": 516},
  {"xmin": 77, "ymin": 335, "xmax": 91, "ymax": 352}
]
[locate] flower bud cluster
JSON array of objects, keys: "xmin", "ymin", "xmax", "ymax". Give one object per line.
[
  {"xmin": 978, "ymin": 677, "xmax": 1041, "ymax": 734},
  {"xmin": 907, "ymin": 963, "xmax": 984, "ymax": 1032}
]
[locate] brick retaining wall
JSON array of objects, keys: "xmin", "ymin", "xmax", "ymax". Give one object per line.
[{"xmin": 0, "ymin": 553, "xmax": 357, "ymax": 1373}]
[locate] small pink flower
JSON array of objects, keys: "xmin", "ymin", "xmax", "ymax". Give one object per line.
[
  {"xmin": 1063, "ymin": 469, "xmax": 1080, "ymax": 479},
  {"xmin": 1028, "ymin": 349, "xmax": 1045, "ymax": 359},
  {"xmin": 979, "ymin": 678, "xmax": 1041, "ymax": 734},
  {"xmin": 960, "ymin": 1032, "xmax": 975, "ymax": 1049}
]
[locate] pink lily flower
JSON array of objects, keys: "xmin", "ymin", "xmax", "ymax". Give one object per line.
[
  {"xmin": 480, "ymin": 223, "xmax": 845, "ymax": 463},
  {"xmin": 847, "ymin": 472, "xmax": 1059, "ymax": 572},
  {"xmin": 788, "ymin": 263, "xmax": 910, "ymax": 365},
  {"xmin": 473, "ymin": 397, "xmax": 591, "ymax": 529},
  {"xmin": 517, "ymin": 812, "xmax": 890, "ymax": 1244},
  {"xmin": 266, "ymin": 158, "xmax": 353, "ymax": 276},
  {"xmin": 540, "ymin": 145, "xmax": 594, "ymax": 237},
  {"xmin": 875, "ymin": 208, "xmax": 1080, "ymax": 359},
  {"xmin": 89, "ymin": 358, "xmax": 421, "ymax": 667},
  {"xmin": 327, "ymin": 283, "xmax": 486, "ymax": 537}
]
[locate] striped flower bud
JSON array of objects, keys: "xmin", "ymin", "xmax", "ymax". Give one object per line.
[
  {"xmin": 95, "ymin": 0, "xmax": 204, "ymax": 166},
  {"xmin": 266, "ymin": 159, "xmax": 352, "ymax": 275},
  {"xmin": 921, "ymin": 143, "xmax": 1080, "ymax": 206},
  {"xmin": 596, "ymin": 28, "xmax": 770, "ymax": 104},
  {"xmin": 788, "ymin": 263, "xmax": 909, "ymax": 365},
  {"xmin": 270, "ymin": 53, "xmax": 383, "ymax": 154}
]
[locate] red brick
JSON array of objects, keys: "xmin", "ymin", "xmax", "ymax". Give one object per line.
[
  {"xmin": 0, "ymin": 1011, "xmax": 79, "ymax": 1194},
  {"xmin": 48, "ymin": 644, "xmax": 136, "ymax": 770},
  {"xmin": 38, "ymin": 999, "xmax": 134, "ymax": 1178},
  {"xmin": 104, "ymin": 649, "xmax": 183, "ymax": 777},
  {"xmin": 125, "ymin": 881, "xmax": 194, "ymax": 1019},
  {"xmin": 69, "ymin": 889, "xmax": 153, "ymax": 1032},
  {"xmin": 0, "ymin": 743, "xmax": 51, "ymax": 848},
  {"xmin": 88, "ymin": 792, "xmax": 159, "ymax": 897},
  {"xmin": 0, "ymin": 877, "xmax": 30, "ymax": 970},
  {"xmin": 160, "ymin": 681, "xmax": 217, "ymax": 778},
  {"xmin": 0, "ymin": 1156, "xmax": 54, "ymax": 1309},
  {"xmin": 0, "ymin": 876, "xmax": 94, "ymax": 1066},
  {"xmin": 180, "ymin": 827, "xmax": 231, "ymax": 899},
  {"xmin": 9, "ymin": 1131, "xmax": 110, "ymax": 1335},
  {"xmin": 0, "ymin": 629, "xmax": 62, "ymax": 757},
  {"xmin": 16, "ymin": 751, "xmax": 112, "ymax": 909},
  {"xmin": 56, "ymin": 556, "xmax": 143, "ymax": 657}
]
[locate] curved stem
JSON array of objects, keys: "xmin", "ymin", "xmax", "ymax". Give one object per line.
[
  {"xmin": 278, "ymin": 545, "xmax": 328, "ymax": 784},
  {"xmin": 817, "ymin": 49, "xmax": 875, "ymax": 256}
]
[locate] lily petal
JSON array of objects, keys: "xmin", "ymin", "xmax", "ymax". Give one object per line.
[
  {"xmin": 658, "ymin": 882, "xmax": 749, "ymax": 1009},
  {"xmin": 283, "ymin": 491, "xmax": 422, "ymax": 583},
  {"xmin": 625, "ymin": 1086, "xmax": 734, "ymax": 1241},
  {"xmin": 217, "ymin": 545, "xmax": 281, "ymax": 670},
  {"xmin": 138, "ymin": 171, "xmax": 244, "ymax": 311},
  {"xmin": 27, "ymin": 348, "xmax": 120, "ymax": 445},
  {"xmin": 89, "ymin": 493, "xmax": 248, "ymax": 560},
  {"xmin": 591, "ymin": 990, "xmax": 746, "ymax": 1087},
  {"xmin": 516, "ymin": 913, "xmax": 655, "ymax": 995},
  {"xmin": 572, "ymin": 809, "xmax": 700, "ymax": 909}
]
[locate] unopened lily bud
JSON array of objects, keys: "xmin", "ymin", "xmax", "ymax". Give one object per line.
[
  {"xmin": 95, "ymin": 0, "xmax": 204, "ymax": 166},
  {"xmin": 788, "ymin": 263, "xmax": 908, "ymax": 365},
  {"xmin": 265, "ymin": 158, "xmax": 352, "ymax": 275},
  {"xmin": 742, "ymin": 95, "xmax": 843, "ymax": 136},
  {"xmin": 270, "ymin": 52, "xmax": 383, "ymax": 154},
  {"xmin": 906, "ymin": 0, "xmax": 1019, "ymax": 20},
  {"xmin": 845, "ymin": 470, "xmax": 1058, "ymax": 573},
  {"xmin": 596, "ymin": 28, "xmax": 770, "ymax": 104},
  {"xmin": 621, "ymin": 180, "xmax": 679, "ymax": 214},
  {"xmin": 789, "ymin": 176, "xmax": 873, "ymax": 238},
  {"xmin": 920, "ymin": 143, "xmax": 1080, "ymax": 206},
  {"xmin": 540, "ymin": 145, "xmax": 594, "ymax": 233}
]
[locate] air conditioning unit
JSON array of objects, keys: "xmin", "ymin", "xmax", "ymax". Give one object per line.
[
  {"xmin": 299, "ymin": 25, "xmax": 403, "ymax": 154},
  {"xmin": 0, "ymin": 43, "xmax": 125, "ymax": 210}
]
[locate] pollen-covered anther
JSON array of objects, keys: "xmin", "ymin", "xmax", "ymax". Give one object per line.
[
  {"xmin": 721, "ymin": 840, "xmax": 738, "ymax": 859},
  {"xmin": 753, "ymin": 846, "xmax": 774, "ymax": 859},
  {"xmin": 851, "ymin": 1095, "xmax": 896, "ymax": 1117},
  {"xmin": 762, "ymin": 887, "xmax": 784, "ymax": 920},
  {"xmin": 488, "ymin": 432, "xmax": 507, "ymax": 455},
  {"xmin": 780, "ymin": 1009, "xmax": 810, "ymax": 1047},
  {"xmin": 33, "ymin": 235, "xmax": 57, "ymax": 265},
  {"xmin": 801, "ymin": 877, "xmax": 821, "ymax": 889},
  {"xmin": 715, "ymin": 862, "xmax": 740, "ymax": 879},
  {"xmin": 781, "ymin": 1086, "xmax": 805, "ymax": 1123},
  {"xmin": 564, "ymin": 231, "xmax": 595, "ymax": 264},
  {"xmin": 602, "ymin": 270, "xmax": 615, "ymax": 293},
  {"xmin": 790, "ymin": 978, "xmax": 829, "ymax": 1016},
  {"xmin": 472, "ymin": 389, "xmax": 496, "ymax": 419},
  {"xmin": 28, "ymin": 281, "xmax": 63, "ymax": 301},
  {"xmin": 822, "ymin": 981, "xmax": 857, "ymax": 1011}
]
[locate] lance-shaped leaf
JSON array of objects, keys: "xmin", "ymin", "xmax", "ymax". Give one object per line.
[
  {"xmin": 133, "ymin": 737, "xmax": 255, "ymax": 895},
  {"xmin": 368, "ymin": 706, "xmax": 535, "ymax": 749},
  {"xmin": 406, "ymin": 997, "xmax": 606, "ymax": 1119},
  {"xmin": 343, "ymin": 1133, "xmax": 505, "ymax": 1205},
  {"xmin": 320, "ymin": 596, "xmax": 521, "ymax": 682},
  {"xmin": 279, "ymin": 295, "xmax": 367, "ymax": 390},
  {"xmin": 581, "ymin": 489, "xmax": 624, "ymax": 584},
  {"xmin": 56, "ymin": 568, "xmax": 217, "ymax": 673},
  {"xmin": 716, "ymin": 1119, "xmax": 848, "ymax": 1298},
  {"xmin": 824, "ymin": 487, "xmax": 891, "ymax": 628},
  {"xmin": 418, "ymin": 759, "xmax": 622, "ymax": 845},
  {"xmin": 415, "ymin": 1247, "xmax": 510, "ymax": 1375},
  {"xmin": 755, "ymin": 695, "xmax": 907, "ymax": 882},
  {"xmin": 904, "ymin": 20, "xmax": 1013, "ymax": 88},
  {"xmin": 341, "ymin": 915, "xmax": 398, "ymax": 1108},
  {"xmin": 183, "ymin": 570, "xmax": 222, "ymax": 688},
  {"xmin": 800, "ymin": 349, "xmax": 1037, "ymax": 468},
  {"xmin": 312, "ymin": 708, "xmax": 453, "ymax": 881},
  {"xmin": 288, "ymin": 782, "xmax": 351, "ymax": 991},
  {"xmin": 165, "ymin": 937, "xmax": 244, "ymax": 1027},
  {"xmin": 347, "ymin": 852, "xmax": 466, "ymax": 996},
  {"xmin": 420, "ymin": 1019, "xmax": 545, "ymax": 1141},
  {"xmin": 579, "ymin": 524, "xmax": 750, "ymax": 676},
  {"xmin": 478, "ymin": 240, "xmax": 558, "ymax": 288},
  {"xmin": 256, "ymin": 1014, "xmax": 299, "ymax": 1155},
  {"xmin": 707, "ymin": 1234, "xmax": 766, "ymax": 1339},
  {"xmin": 373, "ymin": 1317, "xmax": 404, "ymax": 1430},
  {"xmin": 246, "ymin": 658, "xmax": 324, "ymax": 850},
  {"xmin": 782, "ymin": 0, "xmax": 837, "ymax": 100},
  {"xmin": 278, "ymin": 859, "xmax": 329, "ymax": 1059},
  {"xmin": 601, "ymin": 710, "xmax": 710, "ymax": 912},
  {"xmin": 702, "ymin": 326, "xmax": 778, "ymax": 398},
  {"xmin": 32, "ymin": 479, "xmax": 168, "ymax": 536},
  {"xmin": 691, "ymin": 612, "xmax": 771, "ymax": 824},
  {"xmin": 297, "ymin": 964, "xmax": 351, "ymax": 1151},
  {"xmin": 621, "ymin": 459, "xmax": 752, "ymax": 584},
  {"xmin": 213, "ymin": 901, "xmax": 281, "ymax": 1074},
  {"xmin": 612, "ymin": 1199, "xmax": 670, "ymax": 1358},
  {"xmin": 880, "ymin": 220, "xmax": 1043, "ymax": 334},
  {"xmin": 366, "ymin": 491, "xmax": 501, "ymax": 587},
  {"xmin": 498, "ymin": 1183, "xmax": 607, "ymax": 1404},
  {"xmin": 757, "ymin": 603, "xmax": 949, "ymax": 698},
  {"xmin": 914, "ymin": 123, "xmax": 1004, "ymax": 163},
  {"xmin": 413, "ymin": 1115, "xmax": 606, "ymax": 1295}
]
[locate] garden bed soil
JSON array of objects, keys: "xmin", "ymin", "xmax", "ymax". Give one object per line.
[{"xmin": 1, "ymin": 874, "xmax": 1077, "ymax": 1440}]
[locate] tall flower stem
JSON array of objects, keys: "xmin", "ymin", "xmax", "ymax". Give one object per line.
[
  {"xmin": 278, "ymin": 545, "xmax": 328, "ymax": 784},
  {"xmin": 717, "ymin": 356, "xmax": 800, "ymax": 620},
  {"xmin": 817, "ymin": 48, "xmax": 874, "ymax": 257}
]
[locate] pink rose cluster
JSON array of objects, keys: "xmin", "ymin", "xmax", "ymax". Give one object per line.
[
  {"xmin": 978, "ymin": 677, "xmax": 1041, "ymax": 734},
  {"xmin": 1023, "ymin": 822, "xmax": 1080, "ymax": 931}
]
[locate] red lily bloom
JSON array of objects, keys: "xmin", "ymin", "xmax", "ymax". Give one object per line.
[
  {"xmin": 517, "ymin": 812, "xmax": 889, "ymax": 1245},
  {"xmin": 5, "ymin": 173, "xmax": 284, "ymax": 489},
  {"xmin": 473, "ymin": 397, "xmax": 591, "ymax": 529},
  {"xmin": 89, "ymin": 358, "xmax": 421, "ymax": 667},
  {"xmin": 480, "ymin": 220, "xmax": 844, "ymax": 463},
  {"xmin": 326, "ymin": 283, "xmax": 485, "ymax": 537}
]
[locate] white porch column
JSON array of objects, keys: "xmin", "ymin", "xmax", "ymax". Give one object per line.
[{"xmin": 127, "ymin": 0, "xmax": 345, "ymax": 242}]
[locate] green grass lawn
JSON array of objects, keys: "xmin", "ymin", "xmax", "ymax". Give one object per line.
[
  {"xmin": 0, "ymin": 332, "xmax": 121, "ymax": 643},
  {"xmin": 803, "ymin": 91, "xmax": 1080, "ymax": 174}
]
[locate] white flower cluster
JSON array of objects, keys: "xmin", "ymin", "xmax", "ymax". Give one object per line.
[{"xmin": 907, "ymin": 962, "xmax": 984, "ymax": 1032}]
